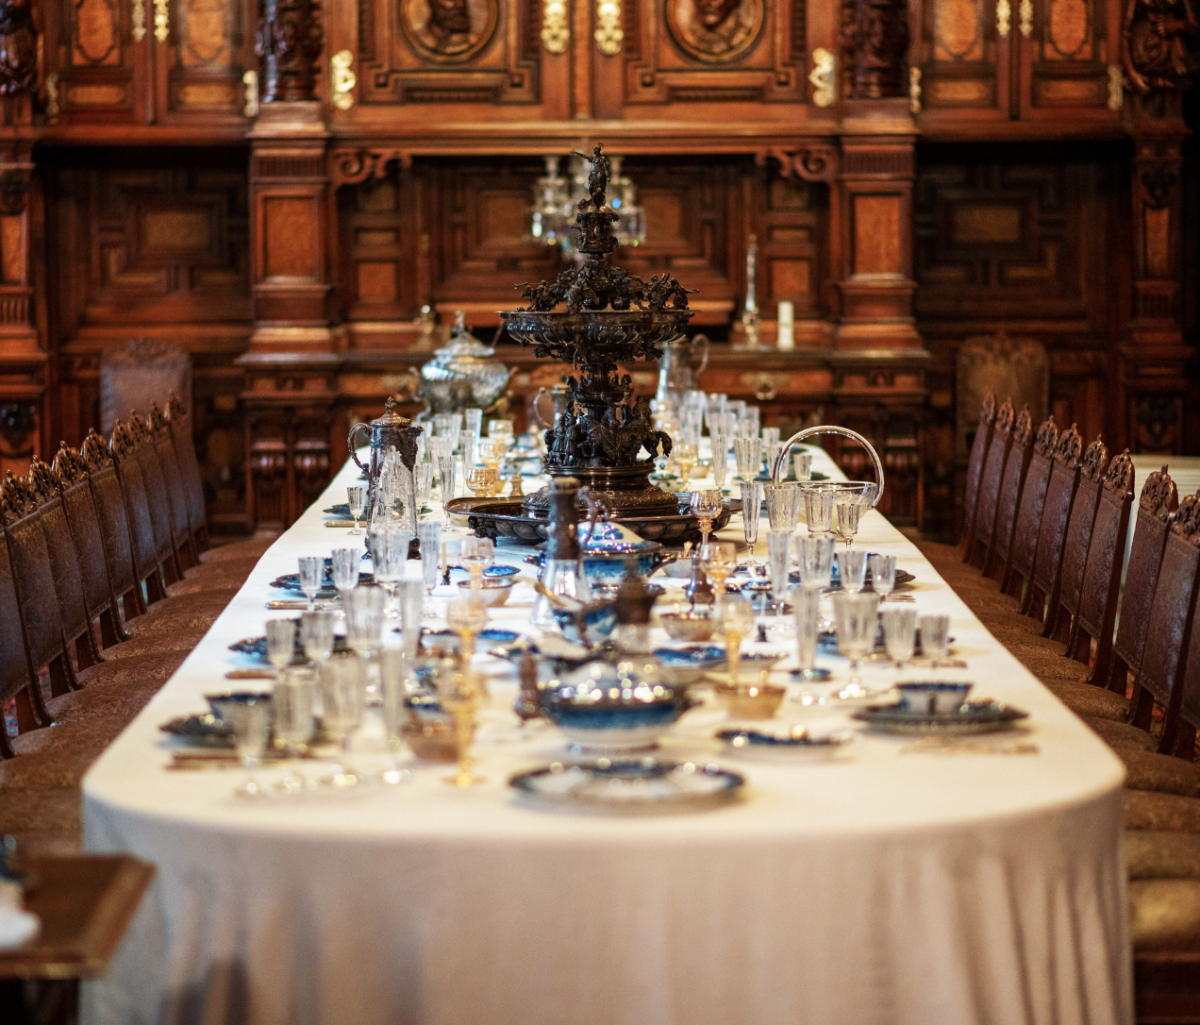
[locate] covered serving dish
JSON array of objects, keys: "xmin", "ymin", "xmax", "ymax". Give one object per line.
[{"xmin": 417, "ymin": 311, "xmax": 512, "ymax": 415}]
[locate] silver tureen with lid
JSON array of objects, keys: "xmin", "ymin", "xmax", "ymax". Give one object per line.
[{"xmin": 417, "ymin": 310, "xmax": 512, "ymax": 415}]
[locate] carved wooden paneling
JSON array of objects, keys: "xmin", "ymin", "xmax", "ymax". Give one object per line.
[
  {"xmin": 46, "ymin": 149, "xmax": 251, "ymax": 328},
  {"xmin": 914, "ymin": 0, "xmax": 1009, "ymax": 116},
  {"xmin": 163, "ymin": 0, "xmax": 253, "ymax": 122},
  {"xmin": 1019, "ymin": 0, "xmax": 1117, "ymax": 118},
  {"xmin": 607, "ymin": 0, "xmax": 809, "ymax": 116},
  {"xmin": 914, "ymin": 149, "xmax": 1098, "ymax": 319},
  {"xmin": 346, "ymin": 0, "xmax": 554, "ymax": 118},
  {"xmin": 47, "ymin": 0, "xmax": 138, "ymax": 120},
  {"xmin": 753, "ymin": 169, "xmax": 827, "ymax": 318}
]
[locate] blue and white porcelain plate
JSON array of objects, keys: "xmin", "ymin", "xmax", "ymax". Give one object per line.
[
  {"xmin": 852, "ymin": 700, "xmax": 1029, "ymax": 736},
  {"xmin": 715, "ymin": 726, "xmax": 853, "ymax": 755},
  {"xmin": 510, "ymin": 759, "xmax": 744, "ymax": 813}
]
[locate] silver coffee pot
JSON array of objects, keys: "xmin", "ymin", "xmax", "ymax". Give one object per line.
[
  {"xmin": 656, "ymin": 333, "xmax": 709, "ymax": 408},
  {"xmin": 348, "ymin": 398, "xmax": 424, "ymax": 531}
]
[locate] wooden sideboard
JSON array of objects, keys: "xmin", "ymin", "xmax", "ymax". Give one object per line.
[{"xmin": 0, "ymin": 0, "xmax": 1191, "ymax": 539}]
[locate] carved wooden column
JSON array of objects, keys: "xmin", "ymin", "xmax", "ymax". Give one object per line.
[
  {"xmin": 1118, "ymin": 0, "xmax": 1194, "ymax": 454},
  {"xmin": 0, "ymin": 0, "xmax": 45, "ymax": 477},
  {"xmin": 239, "ymin": 0, "xmax": 336, "ymax": 528}
]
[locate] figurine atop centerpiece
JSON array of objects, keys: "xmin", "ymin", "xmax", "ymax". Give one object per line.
[{"xmin": 501, "ymin": 144, "xmax": 695, "ymax": 520}]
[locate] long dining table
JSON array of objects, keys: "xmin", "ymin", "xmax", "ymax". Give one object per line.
[{"xmin": 82, "ymin": 446, "xmax": 1132, "ymax": 1025}]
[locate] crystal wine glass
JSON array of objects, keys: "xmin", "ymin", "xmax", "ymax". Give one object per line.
[
  {"xmin": 690, "ymin": 489, "xmax": 723, "ymax": 545},
  {"xmin": 716, "ymin": 594, "xmax": 755, "ymax": 689},
  {"xmin": 804, "ymin": 486, "xmax": 835, "ymax": 537},
  {"xmin": 461, "ymin": 536, "xmax": 494, "ymax": 592},
  {"xmin": 317, "ymin": 656, "xmax": 365, "ymax": 787},
  {"xmin": 273, "ymin": 667, "xmax": 315, "ymax": 794},
  {"xmin": 419, "ymin": 521, "xmax": 443, "ymax": 608},
  {"xmin": 466, "ymin": 466, "xmax": 499, "ymax": 499},
  {"xmin": 733, "ymin": 436, "xmax": 763, "ymax": 482},
  {"xmin": 232, "ymin": 696, "xmax": 271, "ymax": 798},
  {"xmin": 330, "ymin": 547, "xmax": 360, "ymax": 596},
  {"xmin": 881, "ymin": 605, "xmax": 917, "ymax": 677},
  {"xmin": 763, "ymin": 483, "xmax": 802, "ymax": 533},
  {"xmin": 343, "ymin": 586, "xmax": 386, "ymax": 662},
  {"xmin": 378, "ymin": 647, "xmax": 414, "ymax": 785},
  {"xmin": 792, "ymin": 585, "xmax": 825, "ymax": 682},
  {"xmin": 447, "ymin": 594, "xmax": 489, "ymax": 663},
  {"xmin": 347, "ymin": 486, "xmax": 367, "ymax": 535},
  {"xmin": 298, "ymin": 557, "xmax": 324, "ymax": 611},
  {"xmin": 918, "ymin": 614, "xmax": 951, "ymax": 672},
  {"xmin": 868, "ymin": 553, "xmax": 896, "ymax": 601},
  {"xmin": 675, "ymin": 442, "xmax": 699, "ymax": 488},
  {"xmin": 766, "ymin": 529, "xmax": 792, "ymax": 602},
  {"xmin": 740, "ymin": 481, "xmax": 762, "ymax": 561},
  {"xmin": 795, "ymin": 534, "xmax": 835, "ymax": 591},
  {"xmin": 265, "ymin": 618, "xmax": 297, "ymax": 680},
  {"xmin": 839, "ymin": 548, "xmax": 868, "ymax": 594},
  {"xmin": 710, "ymin": 432, "xmax": 728, "ymax": 491},
  {"xmin": 698, "ymin": 541, "xmax": 737, "ymax": 599},
  {"xmin": 835, "ymin": 498, "xmax": 861, "ymax": 549},
  {"xmin": 437, "ymin": 663, "xmax": 484, "ymax": 788},
  {"xmin": 793, "ymin": 452, "xmax": 812, "ymax": 482},
  {"xmin": 396, "ymin": 579, "xmax": 424, "ymax": 661},
  {"xmin": 299, "ymin": 610, "xmax": 335, "ymax": 665},
  {"xmin": 833, "ymin": 592, "xmax": 879, "ymax": 694}
]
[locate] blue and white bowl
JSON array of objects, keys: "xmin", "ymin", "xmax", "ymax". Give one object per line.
[
  {"xmin": 542, "ymin": 658, "xmax": 697, "ymax": 752},
  {"xmin": 551, "ymin": 603, "xmax": 618, "ymax": 645},
  {"xmin": 447, "ymin": 564, "xmax": 520, "ymax": 584},
  {"xmin": 896, "ymin": 681, "xmax": 973, "ymax": 715},
  {"xmin": 577, "ymin": 521, "xmax": 668, "ymax": 585},
  {"xmin": 654, "ymin": 646, "xmax": 727, "ymax": 685}
]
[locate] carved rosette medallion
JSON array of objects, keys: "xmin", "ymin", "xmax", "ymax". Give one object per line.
[
  {"xmin": 665, "ymin": 0, "xmax": 764, "ymax": 63},
  {"xmin": 400, "ymin": 0, "xmax": 497, "ymax": 62}
]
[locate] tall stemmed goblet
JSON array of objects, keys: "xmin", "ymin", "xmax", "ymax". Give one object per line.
[
  {"xmin": 273, "ymin": 667, "xmax": 315, "ymax": 794},
  {"xmin": 343, "ymin": 586, "xmax": 386, "ymax": 699},
  {"xmin": 378, "ymin": 648, "xmax": 414, "ymax": 785},
  {"xmin": 396, "ymin": 579, "xmax": 424, "ymax": 661},
  {"xmin": 795, "ymin": 534, "xmax": 835, "ymax": 592},
  {"xmin": 716, "ymin": 594, "xmax": 755, "ymax": 690},
  {"xmin": 447, "ymin": 592, "xmax": 488, "ymax": 664},
  {"xmin": 743, "ymin": 406, "xmax": 760, "ymax": 440},
  {"xmin": 763, "ymin": 483, "xmax": 802, "ymax": 533},
  {"xmin": 347, "ymin": 486, "xmax": 367, "ymax": 535},
  {"xmin": 710, "ymin": 431, "xmax": 728, "ymax": 491},
  {"xmin": 330, "ymin": 547, "xmax": 360, "ymax": 597},
  {"xmin": 461, "ymin": 536, "xmax": 495, "ymax": 594},
  {"xmin": 300, "ymin": 610, "xmax": 335, "ymax": 665},
  {"xmin": 415, "ymin": 461, "xmax": 434, "ymax": 514},
  {"xmin": 764, "ymin": 442, "xmax": 785, "ymax": 484},
  {"xmin": 918, "ymin": 614, "xmax": 951, "ymax": 674},
  {"xmin": 674, "ymin": 442, "xmax": 699, "ymax": 489},
  {"xmin": 881, "ymin": 605, "xmax": 918, "ymax": 679},
  {"xmin": 835, "ymin": 498, "xmax": 861, "ymax": 549},
  {"xmin": 419, "ymin": 521, "xmax": 443, "ymax": 610},
  {"xmin": 792, "ymin": 585, "xmax": 826, "ymax": 682},
  {"xmin": 318, "ymin": 656, "xmax": 366, "ymax": 787},
  {"xmin": 766, "ymin": 529, "xmax": 792, "ymax": 603},
  {"xmin": 690, "ymin": 489, "xmax": 723, "ymax": 545},
  {"xmin": 733, "ymin": 436, "xmax": 763, "ymax": 482},
  {"xmin": 438, "ymin": 662, "xmax": 484, "ymax": 788},
  {"xmin": 369, "ymin": 529, "xmax": 410, "ymax": 616},
  {"xmin": 265, "ymin": 618, "xmax": 297, "ymax": 681},
  {"xmin": 740, "ymin": 481, "xmax": 762, "ymax": 561},
  {"xmin": 804, "ymin": 486, "xmax": 835, "ymax": 537},
  {"xmin": 839, "ymin": 549, "xmax": 868, "ymax": 595},
  {"xmin": 868, "ymin": 554, "xmax": 896, "ymax": 602},
  {"xmin": 232, "ymin": 696, "xmax": 271, "ymax": 798},
  {"xmin": 833, "ymin": 592, "xmax": 880, "ymax": 695},
  {"xmin": 698, "ymin": 541, "xmax": 737, "ymax": 600},
  {"xmin": 298, "ymin": 556, "xmax": 324, "ymax": 611}
]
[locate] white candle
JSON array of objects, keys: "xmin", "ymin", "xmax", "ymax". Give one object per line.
[{"xmin": 777, "ymin": 300, "xmax": 794, "ymax": 350}]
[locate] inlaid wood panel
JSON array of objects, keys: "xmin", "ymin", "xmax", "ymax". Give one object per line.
[
  {"xmin": 45, "ymin": 148, "xmax": 251, "ymax": 327},
  {"xmin": 611, "ymin": 0, "xmax": 809, "ymax": 114},
  {"xmin": 1020, "ymin": 0, "xmax": 1116, "ymax": 117},
  {"xmin": 914, "ymin": 0, "xmax": 1008, "ymax": 116}
]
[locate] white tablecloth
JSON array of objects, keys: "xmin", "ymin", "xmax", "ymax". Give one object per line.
[{"xmin": 83, "ymin": 449, "xmax": 1132, "ymax": 1025}]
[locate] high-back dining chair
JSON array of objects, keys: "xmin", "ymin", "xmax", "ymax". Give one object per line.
[
  {"xmin": 983, "ymin": 405, "xmax": 1034, "ymax": 579},
  {"xmin": 81, "ymin": 427, "xmax": 151, "ymax": 619},
  {"xmin": 960, "ymin": 393, "xmax": 996, "ymax": 551},
  {"xmin": 1046, "ymin": 438, "xmax": 1110, "ymax": 643},
  {"xmin": 1000, "ymin": 415, "xmax": 1057, "ymax": 602},
  {"xmin": 1061, "ymin": 450, "xmax": 1132, "ymax": 687},
  {"xmin": 1025, "ymin": 424, "xmax": 1083, "ymax": 622},
  {"xmin": 0, "ymin": 522, "xmax": 47, "ymax": 758},
  {"xmin": 52, "ymin": 441, "xmax": 130, "ymax": 649},
  {"xmin": 166, "ymin": 394, "xmax": 210, "ymax": 553},
  {"xmin": 1106, "ymin": 468, "xmax": 1179, "ymax": 695},
  {"xmin": 125, "ymin": 413, "xmax": 185, "ymax": 584},
  {"xmin": 1127, "ymin": 494, "xmax": 1200, "ymax": 753},
  {"xmin": 108, "ymin": 419, "xmax": 171, "ymax": 604},
  {"xmin": 966, "ymin": 399, "xmax": 1015, "ymax": 569},
  {"xmin": 150, "ymin": 403, "xmax": 199, "ymax": 568}
]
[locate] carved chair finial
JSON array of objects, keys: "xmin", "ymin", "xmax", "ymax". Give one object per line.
[
  {"xmin": 1141, "ymin": 466, "xmax": 1178, "ymax": 521},
  {"xmin": 1172, "ymin": 494, "xmax": 1200, "ymax": 546},
  {"xmin": 980, "ymin": 392, "xmax": 996, "ymax": 425},
  {"xmin": 1081, "ymin": 437, "xmax": 1109, "ymax": 481},
  {"xmin": 81, "ymin": 427, "xmax": 113, "ymax": 469},
  {"xmin": 53, "ymin": 441, "xmax": 89, "ymax": 485},
  {"xmin": 1012, "ymin": 406, "xmax": 1034, "ymax": 446},
  {"xmin": 995, "ymin": 399, "xmax": 1015, "ymax": 434},
  {"xmin": 1053, "ymin": 424, "xmax": 1083, "ymax": 468},
  {"xmin": 1102, "ymin": 450, "xmax": 1134, "ymax": 496},
  {"xmin": 26, "ymin": 457, "xmax": 60, "ymax": 501},
  {"xmin": 1033, "ymin": 415, "xmax": 1058, "ymax": 458}
]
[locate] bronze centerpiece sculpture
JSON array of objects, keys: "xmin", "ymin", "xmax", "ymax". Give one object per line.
[{"xmin": 452, "ymin": 143, "xmax": 732, "ymax": 545}]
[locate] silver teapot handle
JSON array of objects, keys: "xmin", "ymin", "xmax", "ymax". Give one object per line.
[
  {"xmin": 772, "ymin": 425, "xmax": 885, "ymax": 508},
  {"xmin": 693, "ymin": 334, "xmax": 710, "ymax": 376},
  {"xmin": 348, "ymin": 423, "xmax": 370, "ymax": 472}
]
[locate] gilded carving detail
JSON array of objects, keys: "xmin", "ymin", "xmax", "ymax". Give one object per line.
[
  {"xmin": 332, "ymin": 49, "xmax": 356, "ymax": 108},
  {"xmin": 809, "ymin": 46, "xmax": 836, "ymax": 105},
  {"xmin": 1140, "ymin": 466, "xmax": 1178, "ymax": 519},
  {"xmin": 541, "ymin": 0, "xmax": 569, "ymax": 52},
  {"xmin": 154, "ymin": 0, "xmax": 170, "ymax": 41},
  {"xmin": 1033, "ymin": 415, "xmax": 1058, "ymax": 457},
  {"xmin": 132, "ymin": 0, "xmax": 146, "ymax": 40},
  {"xmin": 1102, "ymin": 450, "xmax": 1133, "ymax": 495},
  {"xmin": 1080, "ymin": 437, "xmax": 1109, "ymax": 480},
  {"xmin": 996, "ymin": 0, "xmax": 1011, "ymax": 36},
  {"xmin": 595, "ymin": 0, "xmax": 623, "ymax": 54},
  {"xmin": 1054, "ymin": 424, "xmax": 1083, "ymax": 467}
]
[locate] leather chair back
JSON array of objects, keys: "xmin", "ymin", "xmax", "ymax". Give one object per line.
[
  {"xmin": 961, "ymin": 394, "xmax": 995, "ymax": 548},
  {"xmin": 971, "ymin": 399, "xmax": 1016, "ymax": 566},
  {"xmin": 82, "ymin": 428, "xmax": 147, "ymax": 615},
  {"xmin": 1111, "ymin": 467, "xmax": 1178, "ymax": 686},
  {"xmin": 167, "ymin": 394, "xmax": 209, "ymax": 548},
  {"xmin": 1074, "ymin": 452, "xmax": 1133, "ymax": 687},
  {"xmin": 1005, "ymin": 416, "xmax": 1056, "ymax": 596},
  {"xmin": 1058, "ymin": 438, "xmax": 1109, "ymax": 620},
  {"xmin": 987, "ymin": 405, "xmax": 1034, "ymax": 576},
  {"xmin": 110, "ymin": 419, "xmax": 170, "ymax": 601},
  {"xmin": 0, "ymin": 525, "xmax": 41, "ymax": 753},
  {"xmin": 1029, "ymin": 425, "xmax": 1082, "ymax": 611},
  {"xmin": 127, "ymin": 413, "xmax": 183, "ymax": 581},
  {"xmin": 151, "ymin": 404, "xmax": 196, "ymax": 565}
]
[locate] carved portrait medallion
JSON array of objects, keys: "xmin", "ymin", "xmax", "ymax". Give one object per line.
[
  {"xmin": 665, "ymin": 0, "xmax": 764, "ymax": 63},
  {"xmin": 400, "ymin": 0, "xmax": 497, "ymax": 61}
]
